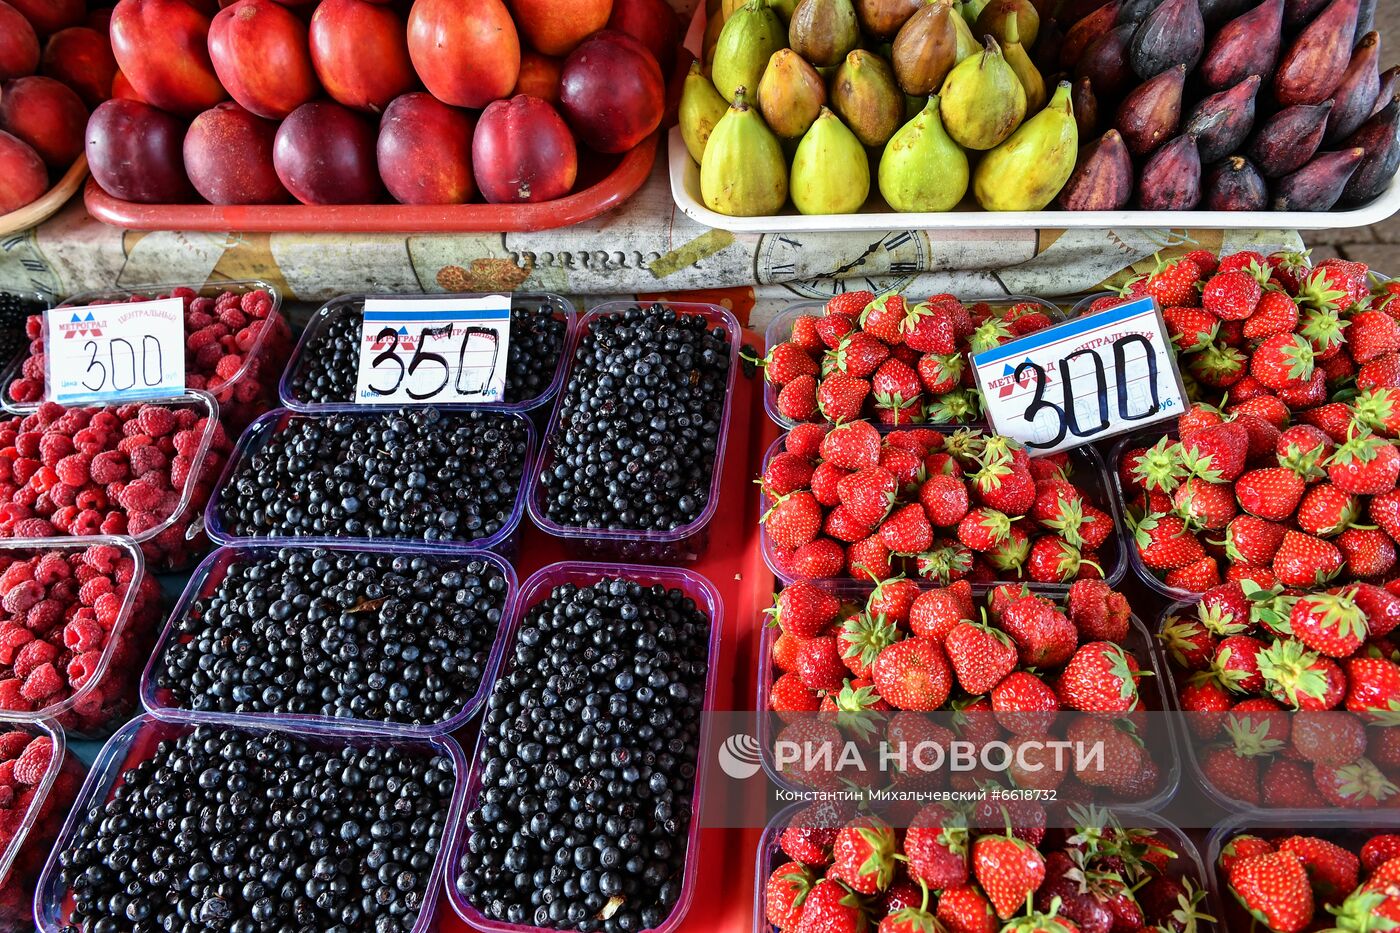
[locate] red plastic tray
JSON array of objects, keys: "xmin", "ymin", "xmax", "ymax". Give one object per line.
[
  {"xmin": 440, "ymin": 293, "xmax": 775, "ymax": 933},
  {"xmin": 82, "ymin": 132, "xmax": 659, "ymax": 234}
]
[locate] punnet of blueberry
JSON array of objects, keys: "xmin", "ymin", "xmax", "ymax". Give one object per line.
[
  {"xmin": 289, "ymin": 301, "xmax": 568, "ymax": 405},
  {"xmin": 542, "ymin": 304, "xmax": 730, "ymax": 532},
  {"xmin": 56, "ymin": 724, "xmax": 455, "ymax": 932},
  {"xmin": 155, "ymin": 547, "xmax": 511, "ymax": 726},
  {"xmin": 217, "ymin": 407, "xmax": 529, "ymax": 544},
  {"xmin": 457, "ymin": 576, "xmax": 710, "ymax": 932}
]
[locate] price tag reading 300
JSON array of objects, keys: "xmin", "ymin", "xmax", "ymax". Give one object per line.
[
  {"xmin": 971, "ymin": 296, "xmax": 1189, "ymax": 455},
  {"xmin": 44, "ymin": 297, "xmax": 186, "ymax": 406},
  {"xmin": 353, "ymin": 296, "xmax": 511, "ymax": 405}
]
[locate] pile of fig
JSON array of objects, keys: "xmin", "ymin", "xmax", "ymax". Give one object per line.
[
  {"xmin": 1058, "ymin": 0, "xmax": 1397, "ymax": 213},
  {"xmin": 686, "ymin": 0, "xmax": 1081, "ymax": 216},
  {"xmin": 83, "ymin": 0, "xmax": 677, "ymax": 208}
]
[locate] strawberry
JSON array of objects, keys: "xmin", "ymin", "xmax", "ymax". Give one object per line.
[
  {"xmin": 1214, "ymin": 634, "xmax": 1267, "ymax": 693},
  {"xmin": 770, "ymin": 673, "xmax": 821, "ymax": 714},
  {"xmin": 791, "ymin": 315, "xmax": 826, "ymax": 353},
  {"xmin": 1273, "ymin": 530, "xmax": 1344, "ymax": 587},
  {"xmin": 989, "ymin": 671, "xmax": 1058, "ymax": 735},
  {"xmin": 838, "ymin": 467, "xmax": 898, "ymax": 526},
  {"xmin": 826, "ymin": 506, "xmax": 875, "ymax": 543},
  {"xmin": 1165, "ymin": 556, "xmax": 1221, "ymax": 592},
  {"xmin": 1360, "ymin": 351, "xmax": 1400, "ymax": 392},
  {"xmin": 1196, "ymin": 582, "xmax": 1250, "ymax": 636},
  {"xmin": 1327, "ymin": 432, "xmax": 1400, "ymax": 495},
  {"xmin": 1295, "ymin": 483, "xmax": 1360, "ymax": 537},
  {"xmin": 1159, "ymin": 615, "xmax": 1216, "ymax": 670},
  {"xmin": 765, "ymin": 491, "xmax": 823, "ymax": 550},
  {"xmin": 879, "ymin": 503, "xmax": 934, "ymax": 554},
  {"xmin": 796, "ymin": 636, "xmax": 848, "ymax": 692},
  {"xmin": 1352, "ymin": 387, "xmax": 1400, "ymax": 437},
  {"xmin": 1314, "ymin": 757, "xmax": 1397, "ymax": 808},
  {"xmin": 1338, "ymin": 526, "xmax": 1398, "ymax": 578},
  {"xmin": 911, "ymin": 543, "xmax": 974, "ymax": 585},
  {"xmin": 984, "ymin": 524, "xmax": 1031, "ymax": 575},
  {"xmin": 1186, "ymin": 248, "xmax": 1221, "ymax": 276},
  {"xmin": 918, "ymin": 474, "xmax": 969, "ymax": 527},
  {"xmin": 1260, "ymin": 758, "xmax": 1330, "ymax": 809},
  {"xmin": 763, "ymin": 452, "xmax": 817, "ymax": 498},
  {"xmin": 1300, "ymin": 401, "xmax": 1360, "ymax": 443},
  {"xmin": 866, "ymin": 577, "xmax": 921, "ymax": 625},
  {"xmin": 878, "ymin": 899, "xmax": 940, "ymax": 933},
  {"xmin": 1250, "ymin": 333, "xmax": 1315, "ymax": 390},
  {"xmin": 1172, "ymin": 476, "xmax": 1237, "ymax": 530},
  {"xmin": 1179, "ymin": 421, "xmax": 1249, "ymax": 481},
  {"xmin": 900, "ymin": 302, "xmax": 960, "ymax": 354},
  {"xmin": 1242, "ymin": 290, "xmax": 1300, "ymax": 340},
  {"xmin": 878, "ymin": 445, "xmax": 924, "ymax": 487},
  {"xmin": 817, "ymin": 312, "xmax": 858, "ymax": 349},
  {"xmin": 1220, "ymin": 835, "xmax": 1276, "ymax": 878},
  {"xmin": 1228, "ymin": 852, "xmax": 1314, "ymax": 933},
  {"xmin": 1163, "ymin": 306, "xmax": 1219, "ymax": 351},
  {"xmin": 832, "ymin": 816, "xmax": 897, "ymax": 895},
  {"xmin": 1348, "ymin": 309, "xmax": 1400, "ymax": 363},
  {"xmin": 822, "ymin": 421, "xmax": 882, "ymax": 471},
  {"xmin": 1216, "ymin": 250, "xmax": 1267, "ymax": 277},
  {"xmin": 1258, "ymin": 639, "xmax": 1346, "ymax": 710},
  {"xmin": 1133, "ymin": 512, "xmax": 1205, "ymax": 570},
  {"xmin": 849, "ymin": 536, "xmax": 894, "ymax": 583},
  {"xmin": 1345, "ymin": 656, "xmax": 1400, "ymax": 719},
  {"xmin": 818, "ymin": 373, "xmax": 872, "ymax": 422},
  {"xmin": 766, "ymin": 862, "xmax": 816, "ymax": 929},
  {"xmin": 1187, "ymin": 342, "xmax": 1246, "ymax": 388},
  {"xmin": 1276, "ymin": 423, "xmax": 1334, "ymax": 473},
  {"xmin": 1372, "ymin": 488, "xmax": 1400, "ymax": 541},
  {"xmin": 1065, "ymin": 579, "xmax": 1130, "ymax": 643},
  {"xmin": 1000, "ymin": 596, "xmax": 1077, "ymax": 668},
  {"xmin": 826, "ymin": 332, "xmax": 891, "ymax": 378},
  {"xmin": 827, "ymin": 291, "xmax": 877, "ymax": 318},
  {"xmin": 902, "ymin": 804, "xmax": 969, "ymax": 891},
  {"xmin": 789, "ymin": 539, "xmax": 846, "ymax": 579},
  {"xmin": 773, "ymin": 581, "xmax": 841, "ymax": 638},
  {"xmin": 916, "ymin": 353, "xmax": 963, "ymax": 396},
  {"xmin": 1302, "ymin": 258, "xmax": 1369, "ymax": 311},
  {"xmin": 778, "ymin": 375, "xmax": 820, "ymax": 421},
  {"xmin": 943, "ymin": 621, "xmax": 1017, "ymax": 695},
  {"xmin": 936, "ymin": 886, "xmax": 997, "ymax": 933},
  {"xmin": 872, "ymin": 638, "xmax": 951, "ymax": 711},
  {"xmin": 1203, "ymin": 270, "xmax": 1262, "ymax": 319},
  {"xmin": 795, "ymin": 879, "xmax": 869, "ymax": 933},
  {"xmin": 1275, "ymin": 835, "xmax": 1359, "ymax": 902},
  {"xmin": 971, "ymin": 830, "xmax": 1047, "ymax": 920},
  {"xmin": 1201, "ymin": 743, "xmax": 1262, "ymax": 805},
  {"xmin": 1235, "ymin": 467, "xmax": 1306, "ymax": 521},
  {"xmin": 861, "ymin": 294, "xmax": 908, "ymax": 345},
  {"xmin": 908, "ymin": 583, "xmax": 973, "ymax": 643},
  {"xmin": 1264, "ymin": 249, "xmax": 1307, "ymax": 289},
  {"xmin": 781, "ymin": 802, "xmax": 847, "ymax": 864},
  {"xmin": 759, "ymin": 342, "xmax": 820, "ymax": 386},
  {"xmin": 970, "ymin": 459, "xmax": 1036, "ymax": 516},
  {"xmin": 1025, "ymin": 536, "xmax": 1097, "ymax": 584},
  {"xmin": 811, "ymin": 461, "xmax": 851, "ymax": 507},
  {"xmin": 1141, "ymin": 256, "xmax": 1202, "ymax": 308},
  {"xmin": 956, "ymin": 507, "xmax": 1012, "ymax": 552},
  {"xmin": 788, "ymin": 423, "xmax": 830, "ymax": 459},
  {"xmin": 1057, "ymin": 642, "xmax": 1143, "ymax": 712},
  {"xmin": 1362, "ymin": 835, "xmax": 1400, "ymax": 872}
]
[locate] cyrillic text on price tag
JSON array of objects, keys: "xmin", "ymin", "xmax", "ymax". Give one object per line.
[
  {"xmin": 353, "ymin": 296, "xmax": 511, "ymax": 405},
  {"xmin": 971, "ymin": 296, "xmax": 1188, "ymax": 455},
  {"xmin": 44, "ymin": 298, "xmax": 186, "ymax": 405}
]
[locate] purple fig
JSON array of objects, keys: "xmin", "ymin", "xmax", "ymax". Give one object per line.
[
  {"xmin": 1060, "ymin": 1, "xmax": 1120, "ymax": 70},
  {"xmin": 1034, "ymin": 18, "xmax": 1065, "ymax": 74},
  {"xmin": 1272, "ymin": 147, "xmax": 1365, "ymax": 210},
  {"xmin": 1064, "ymin": 0, "xmax": 1114, "ymax": 19},
  {"xmin": 1199, "ymin": 0, "xmax": 1283, "ymax": 92},
  {"xmin": 1340, "ymin": 93, "xmax": 1400, "ymax": 205},
  {"xmin": 1138, "ymin": 133, "xmax": 1201, "ymax": 208},
  {"xmin": 1116, "ymin": 64, "xmax": 1185, "ymax": 156},
  {"xmin": 1204, "ymin": 155, "xmax": 1269, "ymax": 210},
  {"xmin": 1377, "ymin": 66, "xmax": 1400, "ymax": 117},
  {"xmin": 1248, "ymin": 101, "xmax": 1333, "ymax": 177},
  {"xmin": 1076, "ymin": 22, "xmax": 1136, "ymax": 98},
  {"xmin": 1357, "ymin": 0, "xmax": 1374, "ymax": 36},
  {"xmin": 1325, "ymin": 30, "xmax": 1381, "ymax": 143},
  {"xmin": 1058, "ymin": 129, "xmax": 1135, "ymax": 209},
  {"xmin": 1200, "ymin": 0, "xmax": 1255, "ymax": 26},
  {"xmin": 1275, "ymin": 0, "xmax": 1361, "ymax": 106},
  {"xmin": 1284, "ymin": 0, "xmax": 1329, "ymax": 29},
  {"xmin": 1073, "ymin": 76, "xmax": 1100, "ymax": 137},
  {"xmin": 1117, "ymin": 0, "xmax": 1163, "ymax": 22},
  {"xmin": 1129, "ymin": 0, "xmax": 1205, "ymax": 81},
  {"xmin": 1186, "ymin": 74, "xmax": 1261, "ymax": 163}
]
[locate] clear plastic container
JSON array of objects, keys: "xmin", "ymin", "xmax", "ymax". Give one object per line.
[
  {"xmin": 278, "ymin": 292, "xmax": 577, "ymax": 414},
  {"xmin": 527, "ymin": 301, "xmax": 741, "ymax": 564},
  {"xmin": 0, "ymin": 719, "xmax": 82, "ymax": 931},
  {"xmin": 755, "ymin": 588, "xmax": 1181, "ymax": 809},
  {"xmin": 758, "ymin": 428, "xmax": 1128, "ymax": 591},
  {"xmin": 1108, "ymin": 429, "xmax": 1207, "ymax": 602},
  {"xmin": 34, "ymin": 712, "xmax": 468, "ymax": 933},
  {"xmin": 753, "ymin": 802, "xmax": 1218, "ymax": 933},
  {"xmin": 139, "ymin": 543, "xmax": 518, "ymax": 737},
  {"xmin": 2, "ymin": 280, "xmax": 291, "ymax": 432},
  {"xmin": 205, "ymin": 406, "xmax": 536, "ymax": 554},
  {"xmin": 0, "ymin": 536, "xmax": 163, "ymax": 739},
  {"xmin": 445, "ymin": 560, "xmax": 725, "ymax": 933},
  {"xmin": 762, "ymin": 295, "xmax": 1068, "ymax": 430}
]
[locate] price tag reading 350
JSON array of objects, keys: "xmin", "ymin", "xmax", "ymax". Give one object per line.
[
  {"xmin": 971, "ymin": 296, "xmax": 1188, "ymax": 455},
  {"xmin": 353, "ymin": 296, "xmax": 511, "ymax": 405},
  {"xmin": 44, "ymin": 297, "xmax": 186, "ymax": 406}
]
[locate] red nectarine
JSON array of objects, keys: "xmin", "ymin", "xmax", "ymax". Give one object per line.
[
  {"xmin": 273, "ymin": 100, "xmax": 382, "ymax": 204},
  {"xmin": 184, "ymin": 100, "xmax": 289, "ymax": 203},
  {"xmin": 87, "ymin": 97, "xmax": 193, "ymax": 202},
  {"xmin": 40, "ymin": 26, "xmax": 117, "ymax": 107},
  {"xmin": 0, "ymin": 1, "xmax": 39, "ymax": 81},
  {"xmin": 377, "ymin": 92, "xmax": 475, "ymax": 205},
  {"xmin": 559, "ymin": 30, "xmax": 663, "ymax": 154},
  {"xmin": 109, "ymin": 0, "xmax": 227, "ymax": 115},
  {"xmin": 0, "ymin": 130, "xmax": 46, "ymax": 212},
  {"xmin": 0, "ymin": 75, "xmax": 87, "ymax": 167},
  {"xmin": 210, "ymin": 0, "xmax": 318, "ymax": 119},
  {"xmin": 310, "ymin": 0, "xmax": 415, "ymax": 113},
  {"xmin": 407, "ymin": 0, "xmax": 518, "ymax": 109},
  {"xmin": 473, "ymin": 95, "xmax": 577, "ymax": 204},
  {"xmin": 508, "ymin": 0, "xmax": 611, "ymax": 57}
]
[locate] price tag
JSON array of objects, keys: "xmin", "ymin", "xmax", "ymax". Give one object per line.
[
  {"xmin": 44, "ymin": 298, "xmax": 186, "ymax": 405},
  {"xmin": 353, "ymin": 296, "xmax": 511, "ymax": 405},
  {"xmin": 971, "ymin": 297, "xmax": 1188, "ymax": 455}
]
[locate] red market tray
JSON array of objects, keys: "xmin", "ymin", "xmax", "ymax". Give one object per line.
[
  {"xmin": 81, "ymin": 132, "xmax": 659, "ymax": 234},
  {"xmin": 441, "ymin": 296, "xmax": 776, "ymax": 933}
]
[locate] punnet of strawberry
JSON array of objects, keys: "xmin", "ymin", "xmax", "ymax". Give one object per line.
[
  {"xmin": 1093, "ymin": 249, "xmax": 1400, "ymax": 416},
  {"xmin": 1159, "ymin": 579, "xmax": 1400, "ymax": 811},
  {"xmin": 760, "ymin": 422, "xmax": 1121, "ymax": 587},
  {"xmin": 1214, "ymin": 827, "xmax": 1400, "ymax": 933},
  {"xmin": 756, "ymin": 290, "xmax": 1060, "ymax": 427},
  {"xmin": 762, "ymin": 803, "xmax": 1214, "ymax": 933},
  {"xmin": 0, "ymin": 723, "xmax": 81, "ymax": 928},
  {"xmin": 764, "ymin": 578, "xmax": 1173, "ymax": 805}
]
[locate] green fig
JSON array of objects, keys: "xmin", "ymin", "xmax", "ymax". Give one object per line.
[
  {"xmin": 681, "ymin": 61, "xmax": 730, "ymax": 163},
  {"xmin": 958, "ymin": 0, "xmax": 992, "ymax": 24},
  {"xmin": 759, "ymin": 49, "xmax": 827, "ymax": 138},
  {"xmin": 878, "ymin": 95, "xmax": 969, "ymax": 211},
  {"xmin": 891, "ymin": 0, "xmax": 960, "ymax": 95},
  {"xmin": 1001, "ymin": 16, "xmax": 1046, "ymax": 112},
  {"xmin": 975, "ymin": 0, "xmax": 1040, "ymax": 48},
  {"xmin": 832, "ymin": 50, "xmax": 906, "ymax": 147},
  {"xmin": 790, "ymin": 0, "xmax": 862, "ymax": 67},
  {"xmin": 702, "ymin": 87, "xmax": 790, "ymax": 216},
  {"xmin": 713, "ymin": 0, "xmax": 785, "ymax": 103},
  {"xmin": 948, "ymin": 6, "xmax": 980, "ymax": 61},
  {"xmin": 940, "ymin": 36, "xmax": 1027, "ymax": 149},
  {"xmin": 791, "ymin": 107, "xmax": 871, "ymax": 213},
  {"xmin": 974, "ymin": 80, "xmax": 1079, "ymax": 210}
]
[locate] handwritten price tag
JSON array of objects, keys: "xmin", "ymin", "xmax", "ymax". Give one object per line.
[
  {"xmin": 44, "ymin": 298, "xmax": 186, "ymax": 405},
  {"xmin": 353, "ymin": 296, "xmax": 511, "ymax": 405},
  {"xmin": 971, "ymin": 297, "xmax": 1188, "ymax": 455}
]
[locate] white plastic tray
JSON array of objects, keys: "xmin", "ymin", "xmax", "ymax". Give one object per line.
[{"xmin": 667, "ymin": 125, "xmax": 1400, "ymax": 234}]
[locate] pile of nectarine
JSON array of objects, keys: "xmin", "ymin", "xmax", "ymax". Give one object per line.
[
  {"xmin": 85, "ymin": 0, "xmax": 678, "ymax": 208},
  {"xmin": 0, "ymin": 0, "xmax": 115, "ymax": 215}
]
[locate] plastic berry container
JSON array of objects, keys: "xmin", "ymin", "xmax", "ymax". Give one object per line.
[
  {"xmin": 1, "ymin": 280, "xmax": 291, "ymax": 432},
  {"xmin": 1108, "ymin": 428, "xmax": 1202, "ymax": 602},
  {"xmin": 206, "ymin": 407, "xmax": 535, "ymax": 554},
  {"xmin": 34, "ymin": 712, "xmax": 467, "ymax": 933},
  {"xmin": 139, "ymin": 543, "xmax": 518, "ymax": 737},
  {"xmin": 762, "ymin": 295, "xmax": 1068, "ymax": 430},
  {"xmin": 527, "ymin": 301, "xmax": 741, "ymax": 564},
  {"xmin": 754, "ymin": 585, "xmax": 1181, "ymax": 809},
  {"xmin": 278, "ymin": 292, "xmax": 576, "ymax": 414},
  {"xmin": 0, "ymin": 719, "xmax": 83, "ymax": 932},
  {"xmin": 754, "ymin": 803, "xmax": 1218, "ymax": 933},
  {"xmin": 445, "ymin": 560, "xmax": 725, "ymax": 933},
  {"xmin": 0, "ymin": 536, "xmax": 164, "ymax": 740},
  {"xmin": 758, "ymin": 428, "xmax": 1129, "ymax": 591}
]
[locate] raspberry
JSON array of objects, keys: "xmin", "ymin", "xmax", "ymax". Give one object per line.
[
  {"xmin": 242, "ymin": 290, "xmax": 273, "ymax": 318},
  {"xmin": 25, "ymin": 599, "xmax": 62, "ymax": 634},
  {"xmin": 75, "ymin": 487, "xmax": 106, "ymax": 511},
  {"xmin": 194, "ymin": 343, "xmax": 223, "ymax": 371},
  {"xmin": 34, "ymin": 553, "xmax": 70, "ymax": 584},
  {"xmin": 92, "ymin": 591, "xmax": 122, "ymax": 629},
  {"xmin": 37, "ymin": 433, "xmax": 73, "ymax": 467},
  {"xmin": 11, "ymin": 458, "xmax": 37, "ymax": 484},
  {"xmin": 0, "ymin": 759, "xmax": 13, "ymax": 786},
  {"xmin": 0, "ymin": 624, "xmax": 32, "ymax": 664},
  {"xmin": 1, "ymin": 580, "xmax": 41, "ymax": 614},
  {"xmin": 8, "ymin": 378, "xmax": 40, "ymax": 402},
  {"xmin": 99, "ymin": 512, "xmax": 126, "ymax": 535},
  {"xmin": 214, "ymin": 292, "xmax": 239, "ymax": 312},
  {"xmin": 0, "ymin": 677, "xmax": 26, "ymax": 710},
  {"xmin": 136, "ymin": 406, "xmax": 176, "ymax": 437},
  {"xmin": 83, "ymin": 544, "xmax": 121, "ymax": 573},
  {"xmin": 217, "ymin": 306, "xmax": 246, "ymax": 329},
  {"xmin": 235, "ymin": 322, "xmax": 262, "ymax": 353},
  {"xmin": 12, "ymin": 736, "xmax": 52, "ymax": 785},
  {"xmin": 20, "ymin": 353, "xmax": 43, "ymax": 378},
  {"xmin": 72, "ymin": 508, "xmax": 102, "ymax": 535},
  {"xmin": 67, "ymin": 650, "xmax": 97, "ymax": 689},
  {"xmin": 88, "ymin": 451, "xmax": 127, "ymax": 488},
  {"xmin": 172, "ymin": 431, "xmax": 202, "ymax": 457},
  {"xmin": 10, "ymin": 518, "xmax": 53, "ymax": 537},
  {"xmin": 214, "ymin": 353, "xmax": 244, "ymax": 380},
  {"xmin": 19, "ymin": 662, "xmax": 61, "ymax": 701},
  {"xmin": 74, "ymin": 564, "xmax": 100, "ymax": 583},
  {"xmin": 117, "ymin": 480, "xmax": 164, "ymax": 512},
  {"xmin": 52, "ymin": 411, "xmax": 89, "ymax": 435},
  {"xmin": 77, "ymin": 576, "xmax": 113, "ymax": 606},
  {"xmin": 13, "ymin": 485, "xmax": 39, "ymax": 508},
  {"xmin": 126, "ymin": 510, "xmax": 162, "ymax": 536},
  {"xmin": 0, "ymin": 731, "xmax": 29, "ymax": 760},
  {"xmin": 189, "ymin": 296, "xmax": 215, "ymax": 317},
  {"xmin": 170, "ymin": 286, "xmax": 197, "ymax": 303},
  {"xmin": 116, "ymin": 433, "xmax": 152, "ymax": 453},
  {"xmin": 170, "ymin": 456, "xmax": 191, "ymax": 490},
  {"xmin": 0, "ymin": 562, "xmax": 33, "ymax": 591},
  {"xmin": 23, "ymin": 315, "xmax": 39, "ymax": 339},
  {"xmin": 63, "ymin": 618, "xmax": 103, "ymax": 652},
  {"xmin": 48, "ymin": 482, "xmax": 77, "ymax": 507},
  {"xmin": 54, "ymin": 452, "xmax": 90, "ymax": 486},
  {"xmin": 89, "ymin": 411, "xmax": 119, "ymax": 433},
  {"xmin": 12, "ymin": 639, "xmax": 57, "ymax": 678},
  {"xmin": 128, "ymin": 445, "xmax": 166, "ymax": 477}
]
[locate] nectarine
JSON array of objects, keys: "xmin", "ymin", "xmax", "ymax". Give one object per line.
[
  {"xmin": 0, "ymin": 130, "xmax": 46, "ymax": 212},
  {"xmin": 508, "ymin": 0, "xmax": 611, "ymax": 57},
  {"xmin": 377, "ymin": 92, "xmax": 475, "ymax": 204},
  {"xmin": 310, "ymin": 0, "xmax": 415, "ymax": 113},
  {"xmin": 87, "ymin": 97, "xmax": 193, "ymax": 202},
  {"xmin": 0, "ymin": 75, "xmax": 87, "ymax": 167},
  {"xmin": 273, "ymin": 100, "xmax": 382, "ymax": 204},
  {"xmin": 184, "ymin": 100, "xmax": 288, "ymax": 203},
  {"xmin": 0, "ymin": 1, "xmax": 39, "ymax": 81},
  {"xmin": 210, "ymin": 0, "xmax": 318, "ymax": 119},
  {"xmin": 109, "ymin": 0, "xmax": 227, "ymax": 115},
  {"xmin": 407, "ymin": 0, "xmax": 518, "ymax": 109},
  {"xmin": 473, "ymin": 95, "xmax": 576, "ymax": 204},
  {"xmin": 559, "ymin": 31, "xmax": 662, "ymax": 154},
  {"xmin": 41, "ymin": 26, "xmax": 117, "ymax": 107},
  {"xmin": 512, "ymin": 51, "xmax": 561, "ymax": 104},
  {"xmin": 6, "ymin": 0, "xmax": 83, "ymax": 36}
]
